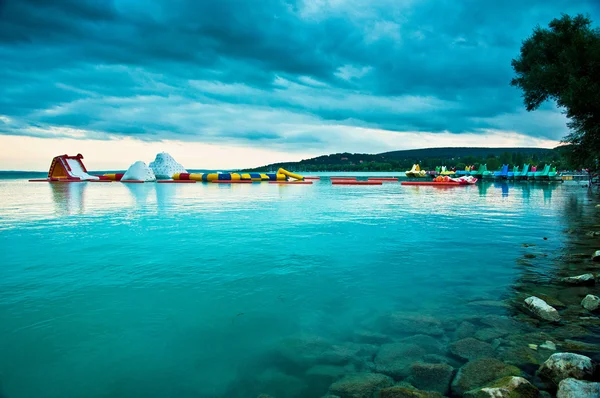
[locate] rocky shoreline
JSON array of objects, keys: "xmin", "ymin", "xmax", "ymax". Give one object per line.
[{"xmin": 225, "ymin": 201, "xmax": 600, "ymax": 398}]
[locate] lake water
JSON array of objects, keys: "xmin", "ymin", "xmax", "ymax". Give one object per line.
[{"xmin": 0, "ymin": 176, "xmax": 598, "ymax": 397}]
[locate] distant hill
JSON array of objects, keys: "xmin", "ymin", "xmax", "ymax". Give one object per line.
[
  {"xmin": 243, "ymin": 147, "xmax": 559, "ymax": 172},
  {"xmin": 379, "ymin": 147, "xmax": 551, "ymax": 160}
]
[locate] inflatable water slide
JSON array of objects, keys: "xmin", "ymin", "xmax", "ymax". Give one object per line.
[{"xmin": 29, "ymin": 153, "xmax": 306, "ymax": 183}]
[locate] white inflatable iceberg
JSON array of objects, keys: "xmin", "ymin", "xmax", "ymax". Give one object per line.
[
  {"xmin": 122, "ymin": 161, "xmax": 156, "ymax": 182},
  {"xmin": 149, "ymin": 152, "xmax": 187, "ymax": 180}
]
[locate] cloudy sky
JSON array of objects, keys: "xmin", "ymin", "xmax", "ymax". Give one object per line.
[{"xmin": 1, "ymin": 0, "xmax": 599, "ymax": 170}]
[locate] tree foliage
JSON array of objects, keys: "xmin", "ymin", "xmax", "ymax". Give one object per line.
[{"xmin": 511, "ymin": 14, "xmax": 600, "ymax": 168}]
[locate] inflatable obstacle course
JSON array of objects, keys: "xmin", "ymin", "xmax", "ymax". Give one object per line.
[
  {"xmin": 29, "ymin": 154, "xmax": 100, "ymax": 182},
  {"xmin": 29, "ymin": 153, "xmax": 308, "ymax": 185}
]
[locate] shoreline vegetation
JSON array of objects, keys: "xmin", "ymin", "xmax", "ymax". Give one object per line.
[{"xmin": 243, "ymin": 146, "xmax": 581, "ymax": 173}]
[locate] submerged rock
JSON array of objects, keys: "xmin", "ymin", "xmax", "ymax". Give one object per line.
[
  {"xmin": 474, "ymin": 328, "xmax": 509, "ymax": 342},
  {"xmin": 479, "ymin": 315, "xmax": 522, "ymax": 331},
  {"xmin": 451, "ymin": 358, "xmax": 520, "ymax": 396},
  {"xmin": 407, "ymin": 362, "xmax": 454, "ymax": 395},
  {"xmin": 399, "ymin": 335, "xmax": 444, "ymax": 355},
  {"xmin": 561, "ymin": 273, "xmax": 596, "ymax": 286},
  {"xmin": 561, "ymin": 339, "xmax": 600, "ymax": 353},
  {"xmin": 498, "ymin": 346, "xmax": 551, "ymax": 368},
  {"xmin": 450, "ymin": 338, "xmax": 494, "ymax": 361},
  {"xmin": 328, "ymin": 372, "xmax": 393, "ymax": 398},
  {"xmin": 454, "ymin": 321, "xmax": 478, "ymax": 340},
  {"xmin": 374, "ymin": 343, "xmax": 427, "ymax": 379},
  {"xmin": 593, "ymin": 250, "xmax": 600, "ymax": 262},
  {"xmin": 387, "ymin": 313, "xmax": 444, "ymax": 336},
  {"xmin": 378, "ymin": 387, "xmax": 443, "ymax": 398},
  {"xmin": 353, "ymin": 330, "xmax": 392, "ymax": 345},
  {"xmin": 463, "ymin": 376, "xmax": 539, "ymax": 398},
  {"xmin": 524, "ymin": 297, "xmax": 561, "ymax": 322},
  {"xmin": 540, "ymin": 341, "xmax": 557, "ymax": 351},
  {"xmin": 537, "ymin": 353, "xmax": 596, "ymax": 385},
  {"xmin": 581, "ymin": 295, "xmax": 600, "ymax": 312},
  {"xmin": 556, "ymin": 378, "xmax": 600, "ymax": 398}
]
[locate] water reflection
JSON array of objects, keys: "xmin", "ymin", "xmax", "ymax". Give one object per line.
[
  {"xmin": 124, "ymin": 183, "xmax": 154, "ymax": 207},
  {"xmin": 493, "ymin": 182, "xmax": 510, "ymax": 197},
  {"xmin": 50, "ymin": 182, "xmax": 86, "ymax": 215}
]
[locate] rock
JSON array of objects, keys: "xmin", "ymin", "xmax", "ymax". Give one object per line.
[
  {"xmin": 148, "ymin": 152, "xmax": 187, "ymax": 179},
  {"xmin": 399, "ymin": 335, "xmax": 444, "ymax": 355},
  {"xmin": 353, "ymin": 330, "xmax": 392, "ymax": 345},
  {"xmin": 556, "ymin": 378, "xmax": 600, "ymax": 398},
  {"xmin": 474, "ymin": 328, "xmax": 509, "ymax": 342},
  {"xmin": 274, "ymin": 336, "xmax": 330, "ymax": 368},
  {"xmin": 450, "ymin": 338, "xmax": 495, "ymax": 361},
  {"xmin": 320, "ymin": 344, "xmax": 364, "ymax": 365},
  {"xmin": 407, "ymin": 362, "xmax": 454, "ymax": 395},
  {"xmin": 593, "ymin": 250, "xmax": 600, "ymax": 262},
  {"xmin": 255, "ymin": 368, "xmax": 308, "ymax": 398},
  {"xmin": 479, "ymin": 315, "xmax": 522, "ymax": 331},
  {"xmin": 581, "ymin": 295, "xmax": 600, "ymax": 312},
  {"xmin": 552, "ymin": 324, "xmax": 591, "ymax": 339},
  {"xmin": 540, "ymin": 341, "xmax": 557, "ymax": 351},
  {"xmin": 378, "ymin": 387, "xmax": 443, "ymax": 398},
  {"xmin": 321, "ymin": 396, "xmax": 341, "ymax": 398},
  {"xmin": 524, "ymin": 253, "xmax": 537, "ymax": 259},
  {"xmin": 561, "ymin": 339, "xmax": 600, "ymax": 353},
  {"xmin": 451, "ymin": 358, "xmax": 521, "ymax": 396},
  {"xmin": 387, "ymin": 313, "xmax": 444, "ymax": 336},
  {"xmin": 328, "ymin": 373, "xmax": 393, "ymax": 398},
  {"xmin": 463, "ymin": 376, "xmax": 539, "ymax": 398},
  {"xmin": 498, "ymin": 346, "xmax": 550, "ymax": 368},
  {"xmin": 524, "ymin": 297, "xmax": 561, "ymax": 322},
  {"xmin": 537, "ymin": 353, "xmax": 596, "ymax": 385},
  {"xmin": 257, "ymin": 395, "xmax": 275, "ymax": 398},
  {"xmin": 539, "ymin": 391, "xmax": 552, "ymax": 398},
  {"xmin": 374, "ymin": 343, "xmax": 427, "ymax": 379},
  {"xmin": 455, "ymin": 321, "xmax": 478, "ymax": 340},
  {"xmin": 306, "ymin": 364, "xmax": 355, "ymax": 385},
  {"xmin": 561, "ymin": 274, "xmax": 596, "ymax": 286}
]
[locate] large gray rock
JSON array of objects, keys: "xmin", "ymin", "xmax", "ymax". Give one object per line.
[
  {"xmin": 537, "ymin": 353, "xmax": 596, "ymax": 385},
  {"xmin": 592, "ymin": 250, "xmax": 600, "ymax": 262},
  {"xmin": 328, "ymin": 373, "xmax": 393, "ymax": 398},
  {"xmin": 407, "ymin": 362, "xmax": 454, "ymax": 395},
  {"xmin": 561, "ymin": 273, "xmax": 595, "ymax": 286},
  {"xmin": 557, "ymin": 378, "xmax": 600, "ymax": 398},
  {"xmin": 450, "ymin": 338, "xmax": 494, "ymax": 361},
  {"xmin": 524, "ymin": 297, "xmax": 561, "ymax": 322},
  {"xmin": 463, "ymin": 376, "xmax": 539, "ymax": 398},
  {"xmin": 451, "ymin": 358, "xmax": 521, "ymax": 396},
  {"xmin": 374, "ymin": 343, "xmax": 427, "ymax": 379},
  {"xmin": 581, "ymin": 295, "xmax": 600, "ymax": 312}
]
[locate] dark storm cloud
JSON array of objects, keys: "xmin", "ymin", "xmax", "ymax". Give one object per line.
[{"xmin": 0, "ymin": 0, "xmax": 599, "ymax": 147}]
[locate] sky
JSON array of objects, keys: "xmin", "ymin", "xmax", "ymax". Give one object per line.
[{"xmin": 1, "ymin": 0, "xmax": 599, "ymax": 171}]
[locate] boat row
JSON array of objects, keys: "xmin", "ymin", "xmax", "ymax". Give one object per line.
[{"xmin": 405, "ymin": 164, "xmax": 562, "ymax": 181}]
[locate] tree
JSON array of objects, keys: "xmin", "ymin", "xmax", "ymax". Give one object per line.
[
  {"xmin": 499, "ymin": 151, "xmax": 512, "ymax": 166},
  {"xmin": 487, "ymin": 157, "xmax": 501, "ymax": 171},
  {"xmin": 511, "ymin": 14, "xmax": 600, "ymax": 168}
]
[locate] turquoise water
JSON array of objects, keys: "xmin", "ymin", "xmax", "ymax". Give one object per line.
[{"xmin": 0, "ymin": 177, "xmax": 593, "ymax": 397}]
